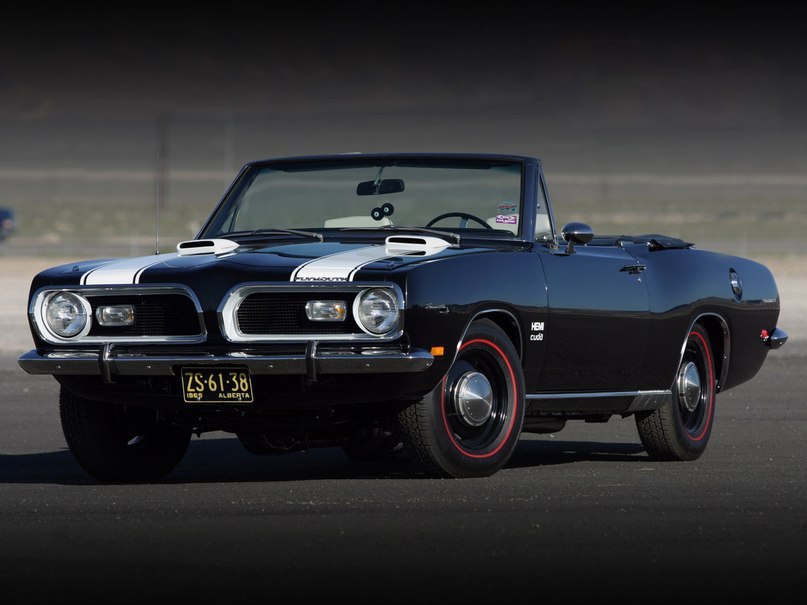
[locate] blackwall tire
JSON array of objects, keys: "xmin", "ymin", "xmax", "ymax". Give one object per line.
[
  {"xmin": 636, "ymin": 324, "xmax": 716, "ymax": 461},
  {"xmin": 59, "ymin": 386, "xmax": 191, "ymax": 483},
  {"xmin": 398, "ymin": 319, "xmax": 525, "ymax": 478}
]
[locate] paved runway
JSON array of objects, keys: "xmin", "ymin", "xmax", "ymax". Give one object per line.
[{"xmin": 1, "ymin": 351, "xmax": 803, "ymax": 603}]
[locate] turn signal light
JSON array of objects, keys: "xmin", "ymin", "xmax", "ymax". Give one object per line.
[
  {"xmin": 305, "ymin": 300, "xmax": 347, "ymax": 322},
  {"xmin": 96, "ymin": 305, "xmax": 135, "ymax": 327}
]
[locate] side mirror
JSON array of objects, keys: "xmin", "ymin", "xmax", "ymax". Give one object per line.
[{"xmin": 561, "ymin": 222, "xmax": 594, "ymax": 254}]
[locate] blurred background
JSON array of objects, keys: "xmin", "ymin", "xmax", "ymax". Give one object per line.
[{"xmin": 1, "ymin": 2, "xmax": 805, "ymax": 260}]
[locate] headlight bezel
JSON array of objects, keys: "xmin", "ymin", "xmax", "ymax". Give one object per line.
[
  {"xmin": 30, "ymin": 283, "xmax": 405, "ymax": 345},
  {"xmin": 30, "ymin": 285, "xmax": 206, "ymax": 345},
  {"xmin": 37, "ymin": 290, "xmax": 93, "ymax": 342},
  {"xmin": 353, "ymin": 287, "xmax": 401, "ymax": 336},
  {"xmin": 219, "ymin": 283, "xmax": 404, "ymax": 343}
]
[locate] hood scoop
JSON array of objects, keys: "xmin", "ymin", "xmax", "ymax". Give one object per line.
[
  {"xmin": 177, "ymin": 239, "xmax": 239, "ymax": 256},
  {"xmin": 384, "ymin": 235, "xmax": 451, "ymax": 256}
]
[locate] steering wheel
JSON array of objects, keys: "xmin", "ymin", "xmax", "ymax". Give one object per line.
[{"xmin": 425, "ymin": 212, "xmax": 492, "ymax": 230}]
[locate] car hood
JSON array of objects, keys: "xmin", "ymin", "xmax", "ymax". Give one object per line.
[{"xmin": 36, "ymin": 236, "xmax": 511, "ymax": 295}]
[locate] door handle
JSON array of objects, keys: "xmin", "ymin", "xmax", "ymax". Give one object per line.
[{"xmin": 620, "ymin": 264, "xmax": 646, "ymax": 275}]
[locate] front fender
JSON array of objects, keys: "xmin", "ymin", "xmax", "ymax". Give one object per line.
[{"xmin": 400, "ymin": 249, "xmax": 548, "ymax": 393}]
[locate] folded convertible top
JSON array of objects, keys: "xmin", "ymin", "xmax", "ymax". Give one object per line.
[{"xmin": 591, "ymin": 234, "xmax": 694, "ymax": 250}]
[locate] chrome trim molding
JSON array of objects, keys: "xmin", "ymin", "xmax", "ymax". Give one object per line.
[
  {"xmin": 35, "ymin": 290, "xmax": 93, "ymax": 341},
  {"xmin": 526, "ymin": 390, "xmax": 671, "ymax": 412},
  {"xmin": 217, "ymin": 282, "xmax": 405, "ymax": 343},
  {"xmin": 29, "ymin": 285, "xmax": 207, "ymax": 345},
  {"xmin": 17, "ymin": 348, "xmax": 433, "ymax": 379},
  {"xmin": 526, "ymin": 390, "xmax": 669, "ymax": 400},
  {"xmin": 627, "ymin": 390, "xmax": 672, "ymax": 412}
]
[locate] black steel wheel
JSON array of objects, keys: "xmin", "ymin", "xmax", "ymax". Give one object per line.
[
  {"xmin": 59, "ymin": 386, "xmax": 191, "ymax": 482},
  {"xmin": 636, "ymin": 324, "xmax": 716, "ymax": 461},
  {"xmin": 398, "ymin": 319, "xmax": 524, "ymax": 478}
]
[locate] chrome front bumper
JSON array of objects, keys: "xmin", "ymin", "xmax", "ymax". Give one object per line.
[{"xmin": 18, "ymin": 345, "xmax": 435, "ymax": 382}]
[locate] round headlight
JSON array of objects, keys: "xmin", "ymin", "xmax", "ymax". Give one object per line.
[
  {"xmin": 354, "ymin": 288, "xmax": 400, "ymax": 335},
  {"xmin": 44, "ymin": 292, "xmax": 91, "ymax": 338}
]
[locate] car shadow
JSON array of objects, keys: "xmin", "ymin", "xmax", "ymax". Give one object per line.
[
  {"xmin": 0, "ymin": 449, "xmax": 92, "ymax": 485},
  {"xmin": 0, "ymin": 436, "xmax": 650, "ymax": 485},
  {"xmin": 507, "ymin": 437, "xmax": 648, "ymax": 468},
  {"xmin": 0, "ymin": 439, "xmax": 417, "ymax": 485}
]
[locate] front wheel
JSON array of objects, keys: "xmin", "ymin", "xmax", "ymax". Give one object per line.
[
  {"xmin": 398, "ymin": 319, "xmax": 525, "ymax": 478},
  {"xmin": 59, "ymin": 387, "xmax": 191, "ymax": 482},
  {"xmin": 635, "ymin": 324, "xmax": 716, "ymax": 461}
]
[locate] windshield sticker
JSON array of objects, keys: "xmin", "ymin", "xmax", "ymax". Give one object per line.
[
  {"xmin": 495, "ymin": 214, "xmax": 518, "ymax": 225},
  {"xmin": 497, "ymin": 202, "xmax": 518, "ymax": 214}
]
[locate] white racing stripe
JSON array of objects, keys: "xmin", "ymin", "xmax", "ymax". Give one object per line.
[
  {"xmin": 291, "ymin": 237, "xmax": 451, "ymax": 282},
  {"xmin": 79, "ymin": 237, "xmax": 450, "ymax": 285},
  {"xmin": 290, "ymin": 245, "xmax": 392, "ymax": 282},
  {"xmin": 81, "ymin": 254, "xmax": 173, "ymax": 285}
]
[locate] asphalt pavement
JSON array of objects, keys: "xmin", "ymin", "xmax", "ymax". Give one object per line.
[{"xmin": 1, "ymin": 351, "xmax": 803, "ymax": 603}]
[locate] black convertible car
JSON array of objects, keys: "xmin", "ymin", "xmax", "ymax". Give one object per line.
[{"xmin": 18, "ymin": 153, "xmax": 787, "ymax": 481}]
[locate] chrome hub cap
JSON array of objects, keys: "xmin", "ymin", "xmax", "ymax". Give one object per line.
[
  {"xmin": 453, "ymin": 371, "xmax": 493, "ymax": 427},
  {"xmin": 677, "ymin": 361, "xmax": 702, "ymax": 413}
]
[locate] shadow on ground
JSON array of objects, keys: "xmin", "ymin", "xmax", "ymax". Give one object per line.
[{"xmin": 0, "ymin": 435, "xmax": 648, "ymax": 485}]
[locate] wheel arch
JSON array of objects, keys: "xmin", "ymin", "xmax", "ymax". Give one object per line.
[
  {"xmin": 397, "ymin": 309, "xmax": 526, "ymax": 477},
  {"xmin": 462, "ymin": 308, "xmax": 524, "ymax": 361},
  {"xmin": 685, "ymin": 313, "xmax": 730, "ymax": 393}
]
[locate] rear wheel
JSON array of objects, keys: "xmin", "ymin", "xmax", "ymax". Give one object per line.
[
  {"xmin": 636, "ymin": 324, "xmax": 716, "ymax": 461},
  {"xmin": 398, "ymin": 319, "xmax": 525, "ymax": 478},
  {"xmin": 59, "ymin": 386, "xmax": 191, "ymax": 482}
]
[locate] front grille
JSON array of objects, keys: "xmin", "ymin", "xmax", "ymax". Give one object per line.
[
  {"xmin": 88, "ymin": 293, "xmax": 202, "ymax": 337},
  {"xmin": 237, "ymin": 292, "xmax": 361, "ymax": 335}
]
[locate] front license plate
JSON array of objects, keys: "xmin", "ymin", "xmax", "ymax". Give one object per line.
[{"xmin": 181, "ymin": 367, "xmax": 253, "ymax": 403}]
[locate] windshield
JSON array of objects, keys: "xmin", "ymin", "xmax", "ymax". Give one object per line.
[{"xmin": 201, "ymin": 159, "xmax": 524, "ymax": 239}]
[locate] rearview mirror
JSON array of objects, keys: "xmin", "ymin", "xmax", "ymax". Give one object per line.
[{"xmin": 356, "ymin": 179, "xmax": 405, "ymax": 195}]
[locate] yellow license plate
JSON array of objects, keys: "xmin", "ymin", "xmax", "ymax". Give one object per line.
[{"xmin": 181, "ymin": 367, "xmax": 253, "ymax": 403}]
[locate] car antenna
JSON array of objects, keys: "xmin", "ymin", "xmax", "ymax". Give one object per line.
[{"xmin": 154, "ymin": 112, "xmax": 166, "ymax": 255}]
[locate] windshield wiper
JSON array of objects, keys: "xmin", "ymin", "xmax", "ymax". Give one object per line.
[
  {"xmin": 337, "ymin": 225, "xmax": 461, "ymax": 244},
  {"xmin": 225, "ymin": 228, "xmax": 324, "ymax": 242}
]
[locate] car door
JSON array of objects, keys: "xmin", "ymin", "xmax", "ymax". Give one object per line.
[{"xmin": 535, "ymin": 243, "xmax": 650, "ymax": 393}]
